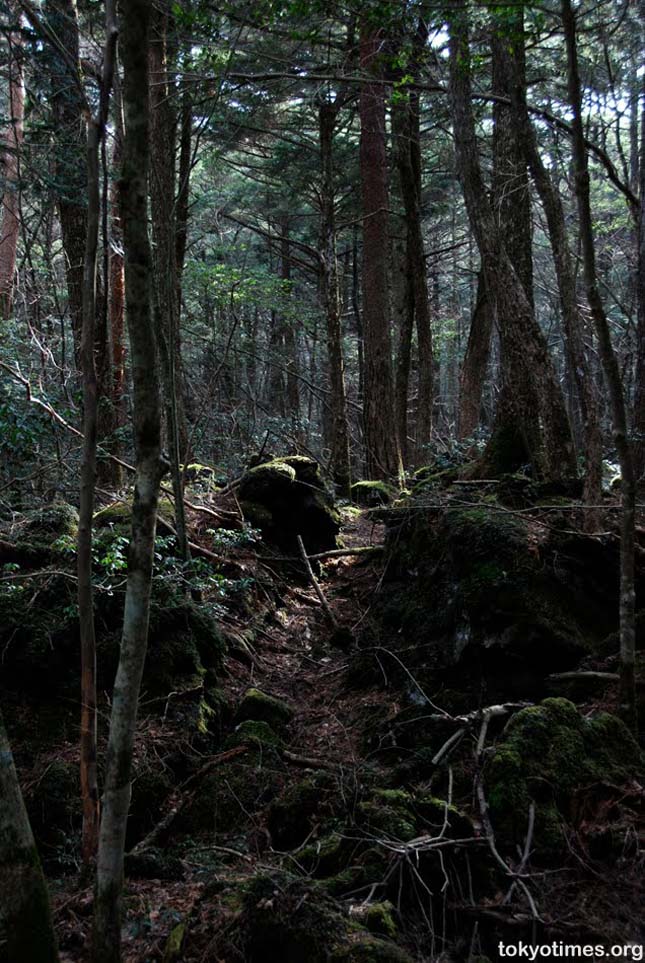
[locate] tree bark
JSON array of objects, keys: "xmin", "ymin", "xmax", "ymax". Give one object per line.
[
  {"xmin": 458, "ymin": 270, "xmax": 493, "ymax": 439},
  {"xmin": 43, "ymin": 0, "xmax": 87, "ymax": 363},
  {"xmin": 149, "ymin": 1, "xmax": 189, "ymax": 561},
  {"xmin": 77, "ymin": 0, "xmax": 117, "ymax": 870},
  {"xmin": 447, "ymin": 2, "xmax": 575, "ymax": 483},
  {"xmin": 92, "ymin": 1, "xmax": 165, "ymax": 958},
  {"xmin": 0, "ymin": 707, "xmax": 59, "ymax": 962},
  {"xmin": 359, "ymin": 23, "xmax": 403, "ymax": 481},
  {"xmin": 319, "ymin": 100, "xmax": 351, "ymax": 495},
  {"xmin": 0, "ymin": 5, "xmax": 24, "ymax": 319},
  {"xmin": 633, "ymin": 0, "xmax": 645, "ymax": 480},
  {"xmin": 562, "ymin": 0, "xmax": 637, "ymax": 731}
]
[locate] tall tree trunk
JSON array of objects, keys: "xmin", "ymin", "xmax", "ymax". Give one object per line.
[
  {"xmin": 149, "ymin": 1, "xmax": 189, "ymax": 561},
  {"xmin": 458, "ymin": 270, "xmax": 493, "ymax": 439},
  {"xmin": 92, "ymin": 2, "xmax": 165, "ymax": 958},
  {"xmin": 77, "ymin": 0, "xmax": 117, "ymax": 870},
  {"xmin": 0, "ymin": 5, "xmax": 24, "ymax": 319},
  {"xmin": 359, "ymin": 23, "xmax": 402, "ymax": 481},
  {"xmin": 319, "ymin": 101, "xmax": 351, "ymax": 494},
  {"xmin": 562, "ymin": 0, "xmax": 637, "ymax": 731},
  {"xmin": 105, "ymin": 97, "xmax": 126, "ymax": 490},
  {"xmin": 392, "ymin": 14, "xmax": 433, "ymax": 465},
  {"xmin": 518, "ymin": 88, "xmax": 603, "ymax": 518},
  {"xmin": 0, "ymin": 707, "xmax": 59, "ymax": 962},
  {"xmin": 43, "ymin": 0, "xmax": 87, "ymax": 363},
  {"xmin": 279, "ymin": 216, "xmax": 301, "ymax": 432},
  {"xmin": 447, "ymin": 2, "xmax": 575, "ymax": 483},
  {"xmin": 633, "ymin": 0, "xmax": 645, "ymax": 480}
]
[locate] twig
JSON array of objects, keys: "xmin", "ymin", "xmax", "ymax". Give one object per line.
[{"xmin": 296, "ymin": 534, "xmax": 338, "ymax": 628}]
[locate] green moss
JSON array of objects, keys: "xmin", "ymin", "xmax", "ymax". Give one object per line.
[
  {"xmin": 162, "ymin": 921, "xmax": 186, "ymax": 962},
  {"xmin": 358, "ymin": 789, "xmax": 416, "ymax": 842},
  {"xmin": 179, "ymin": 759, "xmax": 282, "ymax": 835},
  {"xmin": 20, "ymin": 502, "xmax": 79, "ymax": 540},
  {"xmin": 364, "ymin": 902, "xmax": 397, "ymax": 939},
  {"xmin": 487, "ymin": 699, "xmax": 644, "ymax": 859},
  {"xmin": 267, "ymin": 772, "xmax": 335, "ymax": 849},
  {"xmin": 331, "ymin": 935, "xmax": 414, "ymax": 962},
  {"xmin": 94, "ymin": 496, "xmax": 174, "ymax": 528},
  {"xmin": 226, "ymin": 719, "xmax": 284, "ymax": 750},
  {"xmin": 351, "ymin": 481, "xmax": 396, "ymax": 507},
  {"xmin": 237, "ymin": 687, "xmax": 294, "ymax": 731}
]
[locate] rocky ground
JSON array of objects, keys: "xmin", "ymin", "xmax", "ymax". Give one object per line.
[{"xmin": 1, "ymin": 457, "xmax": 644, "ymax": 962}]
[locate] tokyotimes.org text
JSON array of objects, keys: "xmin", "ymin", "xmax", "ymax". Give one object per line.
[{"xmin": 497, "ymin": 943, "xmax": 643, "ymax": 961}]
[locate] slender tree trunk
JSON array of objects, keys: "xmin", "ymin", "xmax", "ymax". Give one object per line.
[
  {"xmin": 633, "ymin": 0, "xmax": 645, "ymax": 479},
  {"xmin": 0, "ymin": 707, "xmax": 59, "ymax": 962},
  {"xmin": 359, "ymin": 24, "xmax": 402, "ymax": 481},
  {"xmin": 92, "ymin": 2, "xmax": 165, "ymax": 958},
  {"xmin": 149, "ymin": 2, "xmax": 189, "ymax": 561},
  {"xmin": 458, "ymin": 270, "xmax": 493, "ymax": 439},
  {"xmin": 319, "ymin": 101, "xmax": 351, "ymax": 494},
  {"xmin": 43, "ymin": 0, "xmax": 87, "ymax": 363},
  {"xmin": 0, "ymin": 6, "xmax": 24, "ymax": 319},
  {"xmin": 279, "ymin": 217, "xmax": 301, "ymax": 431},
  {"xmin": 562, "ymin": 0, "xmax": 637, "ymax": 731},
  {"xmin": 77, "ymin": 0, "xmax": 117, "ymax": 870},
  {"xmin": 519, "ymin": 93, "xmax": 603, "ymax": 518},
  {"xmin": 447, "ymin": 2, "xmax": 575, "ymax": 482},
  {"xmin": 106, "ymin": 100, "xmax": 126, "ymax": 489}
]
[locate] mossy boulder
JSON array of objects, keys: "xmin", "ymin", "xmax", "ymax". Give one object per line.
[
  {"xmin": 351, "ymin": 481, "xmax": 396, "ymax": 507},
  {"xmin": 357, "ymin": 789, "xmax": 416, "ymax": 843},
  {"xmin": 236, "ymin": 687, "xmax": 294, "ymax": 732},
  {"xmin": 363, "ymin": 902, "xmax": 397, "ymax": 939},
  {"xmin": 331, "ymin": 935, "xmax": 414, "ymax": 963},
  {"xmin": 487, "ymin": 698, "xmax": 644, "ymax": 859},
  {"xmin": 178, "ymin": 757, "xmax": 283, "ymax": 836},
  {"xmin": 364, "ymin": 499, "xmax": 635, "ymax": 699},
  {"xmin": 239, "ymin": 455, "xmax": 339, "ymax": 555},
  {"xmin": 267, "ymin": 771, "xmax": 337, "ymax": 849},
  {"xmin": 226, "ymin": 719, "xmax": 284, "ymax": 751},
  {"xmin": 20, "ymin": 502, "xmax": 79, "ymax": 541},
  {"xmin": 240, "ymin": 871, "xmax": 345, "ymax": 963},
  {"xmin": 94, "ymin": 496, "xmax": 175, "ymax": 530}
]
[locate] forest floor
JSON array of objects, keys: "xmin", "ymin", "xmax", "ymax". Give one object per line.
[
  {"xmin": 52, "ymin": 509, "xmax": 403, "ymax": 962},
  {"xmin": 5, "ymin": 485, "xmax": 644, "ymax": 962}
]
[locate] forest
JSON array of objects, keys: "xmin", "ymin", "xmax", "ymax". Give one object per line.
[{"xmin": 0, "ymin": 0, "xmax": 644, "ymax": 960}]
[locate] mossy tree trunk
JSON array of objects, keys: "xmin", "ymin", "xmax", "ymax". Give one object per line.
[
  {"xmin": 92, "ymin": 1, "xmax": 165, "ymax": 959},
  {"xmin": 0, "ymin": 706, "xmax": 59, "ymax": 963},
  {"xmin": 562, "ymin": 0, "xmax": 637, "ymax": 731},
  {"xmin": 447, "ymin": 1, "xmax": 575, "ymax": 483}
]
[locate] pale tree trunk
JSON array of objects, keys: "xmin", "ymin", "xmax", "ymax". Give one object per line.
[
  {"xmin": 0, "ymin": 5, "xmax": 24, "ymax": 319},
  {"xmin": 447, "ymin": 2, "xmax": 575, "ymax": 483},
  {"xmin": 359, "ymin": 24, "xmax": 403, "ymax": 481},
  {"xmin": 77, "ymin": 0, "xmax": 117, "ymax": 871},
  {"xmin": 0, "ymin": 707, "xmax": 59, "ymax": 962},
  {"xmin": 149, "ymin": 1, "xmax": 189, "ymax": 561},
  {"xmin": 279, "ymin": 217, "xmax": 301, "ymax": 432},
  {"xmin": 562, "ymin": 0, "xmax": 637, "ymax": 731},
  {"xmin": 319, "ymin": 100, "xmax": 351, "ymax": 494},
  {"xmin": 92, "ymin": 1, "xmax": 165, "ymax": 958}
]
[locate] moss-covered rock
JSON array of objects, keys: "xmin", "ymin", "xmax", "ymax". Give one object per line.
[
  {"xmin": 178, "ymin": 757, "xmax": 283, "ymax": 836},
  {"xmin": 239, "ymin": 456, "xmax": 339, "ymax": 555},
  {"xmin": 226, "ymin": 719, "xmax": 284, "ymax": 751},
  {"xmin": 359, "ymin": 498, "xmax": 634, "ymax": 699},
  {"xmin": 267, "ymin": 771, "xmax": 336, "ymax": 849},
  {"xmin": 363, "ymin": 902, "xmax": 397, "ymax": 939},
  {"xmin": 357, "ymin": 789, "xmax": 416, "ymax": 843},
  {"xmin": 20, "ymin": 502, "xmax": 79, "ymax": 541},
  {"xmin": 236, "ymin": 687, "xmax": 294, "ymax": 732},
  {"xmin": 351, "ymin": 481, "xmax": 396, "ymax": 507},
  {"xmin": 240, "ymin": 871, "xmax": 344, "ymax": 963},
  {"xmin": 487, "ymin": 698, "xmax": 644, "ymax": 859},
  {"xmin": 331, "ymin": 935, "xmax": 414, "ymax": 963},
  {"xmin": 94, "ymin": 496, "xmax": 175, "ymax": 528}
]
